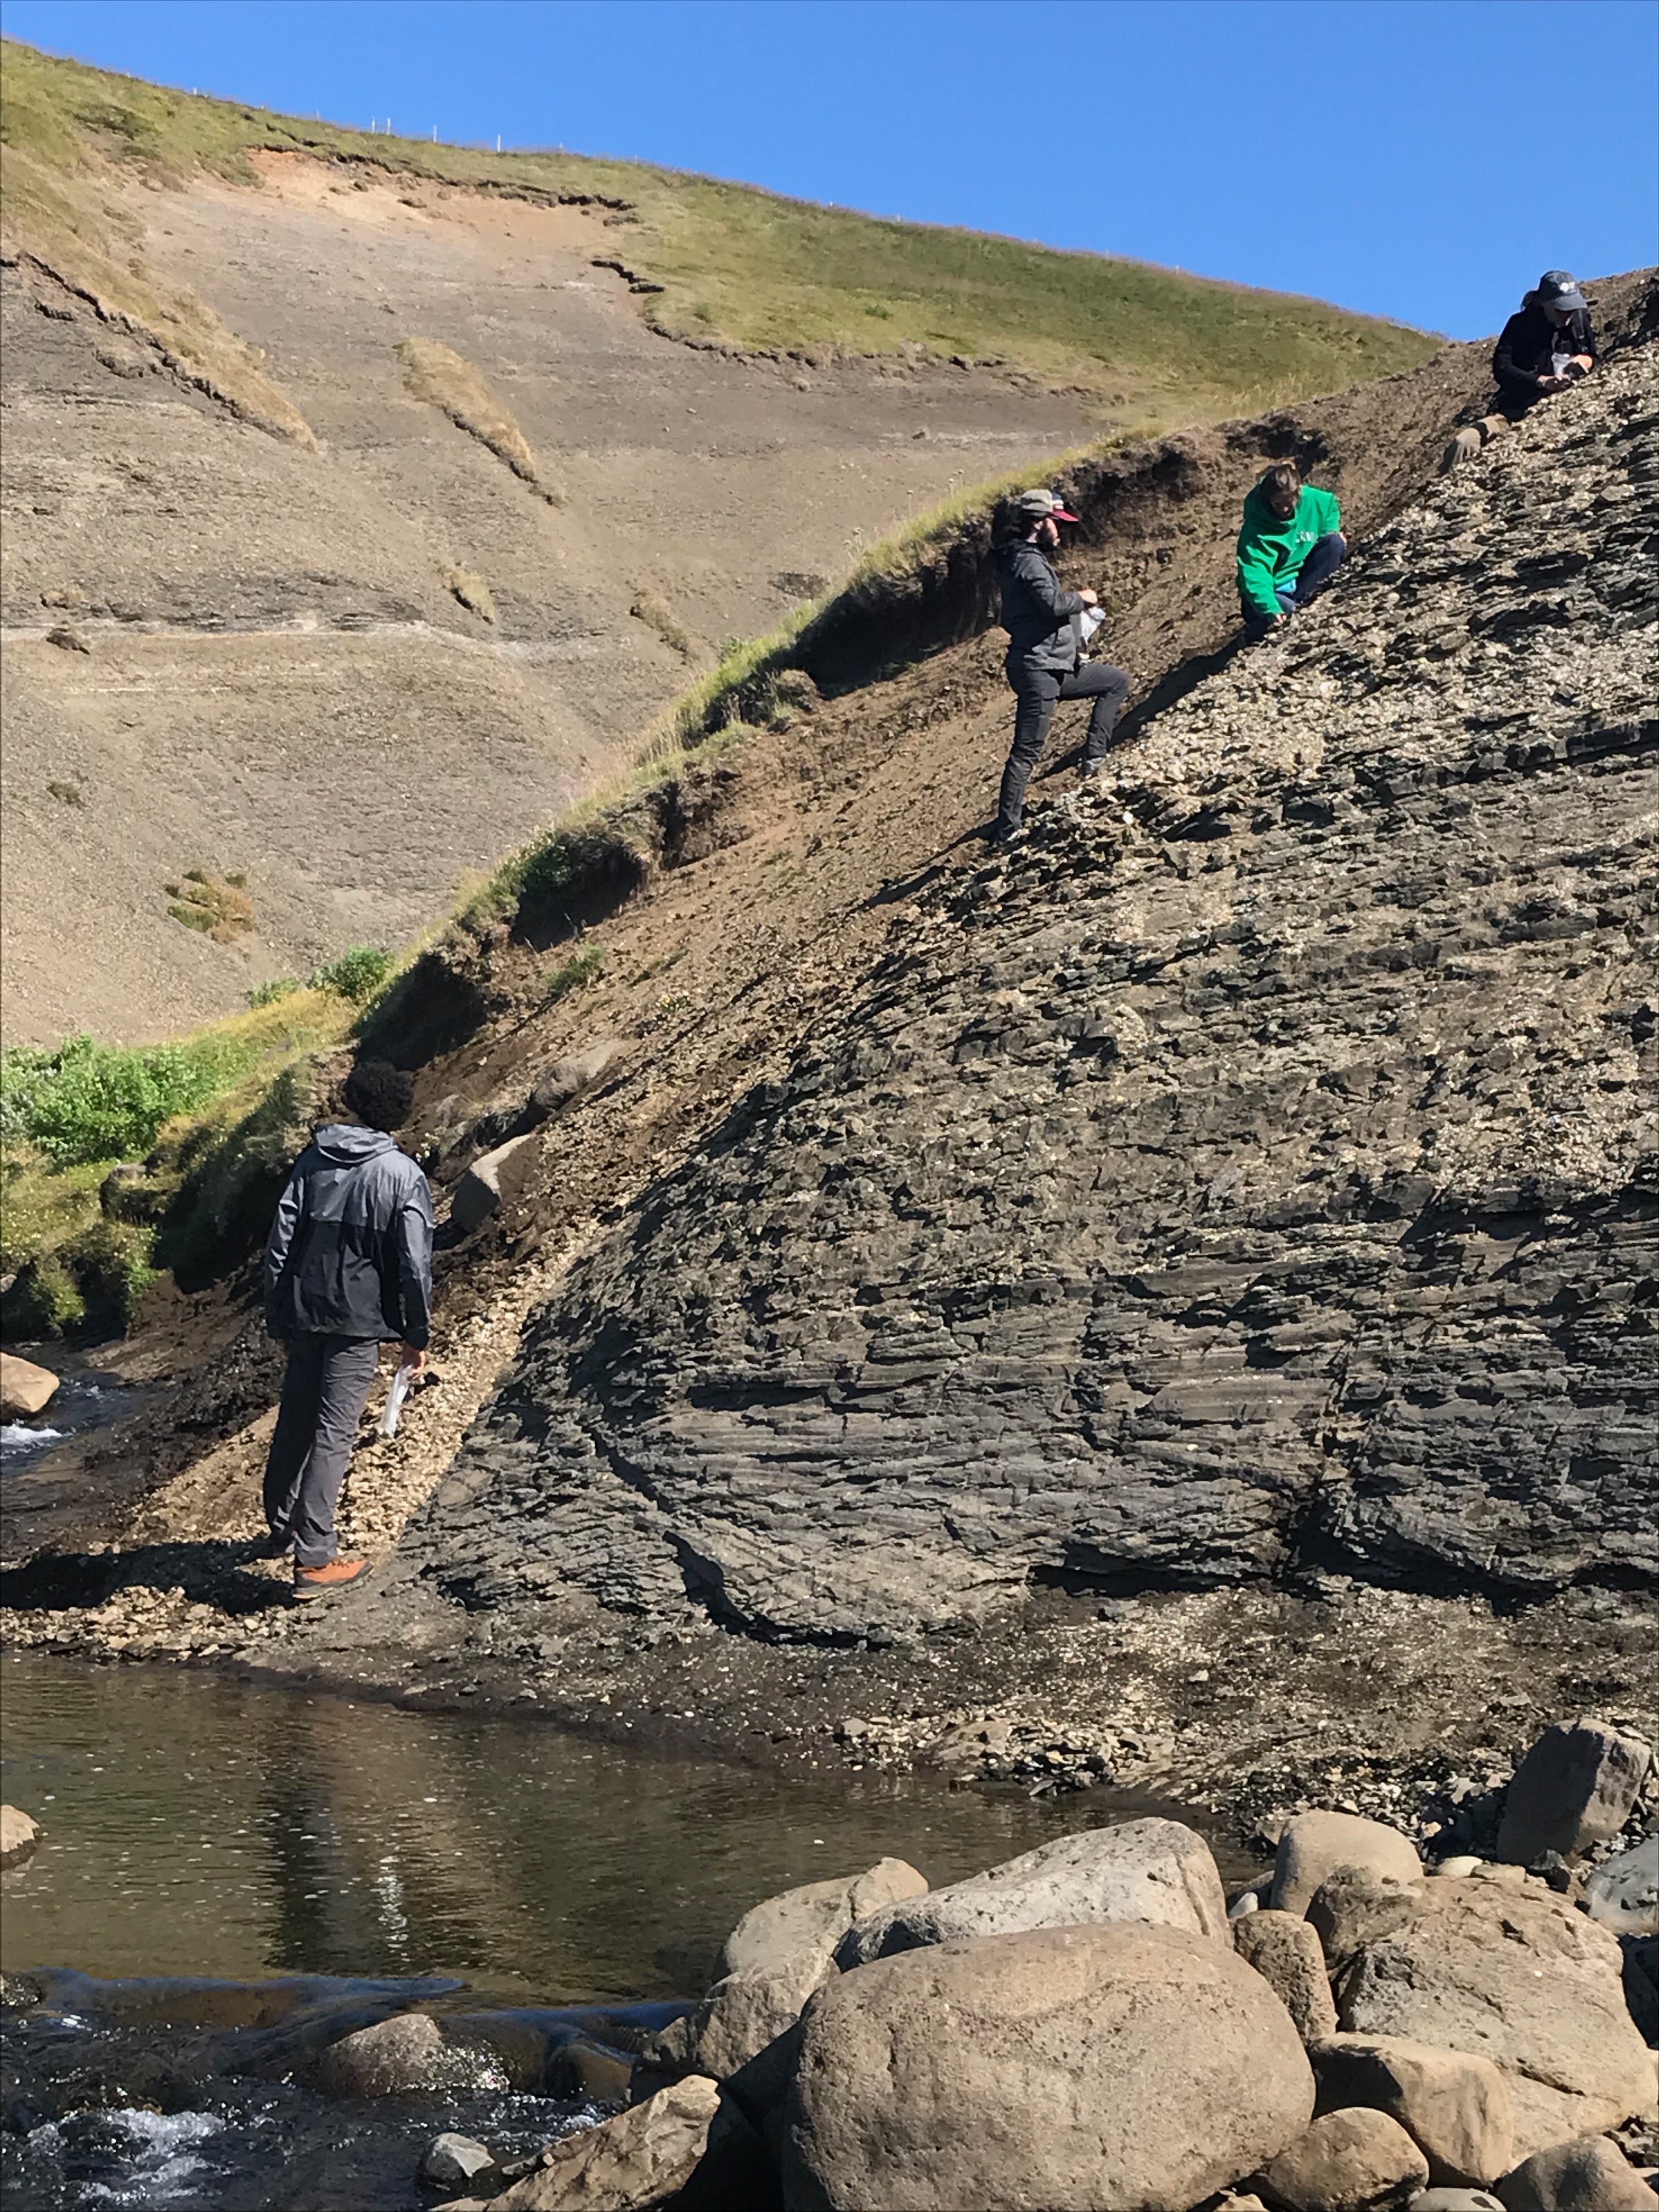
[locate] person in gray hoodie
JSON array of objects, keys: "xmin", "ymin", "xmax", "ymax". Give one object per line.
[
  {"xmin": 261, "ymin": 1057, "xmax": 434, "ymax": 1597},
  {"xmin": 991, "ymin": 487, "xmax": 1127, "ymax": 845}
]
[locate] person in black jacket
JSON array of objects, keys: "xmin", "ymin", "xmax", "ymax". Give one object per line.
[
  {"xmin": 259, "ymin": 1057, "xmax": 434, "ymax": 1598},
  {"xmin": 1443, "ymin": 271, "xmax": 1598, "ymax": 470},
  {"xmin": 991, "ymin": 487, "xmax": 1128, "ymax": 845}
]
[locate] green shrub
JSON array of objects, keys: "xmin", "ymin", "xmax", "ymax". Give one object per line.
[
  {"xmin": 0, "ymin": 1034, "xmax": 249, "ymax": 1168},
  {"xmin": 3, "ymin": 1252, "xmax": 85, "ymax": 1336},
  {"xmin": 246, "ymin": 976, "xmax": 302, "ymax": 1009},
  {"xmin": 311, "ymin": 945, "xmax": 394, "ymax": 1003},
  {"xmin": 543, "ymin": 943, "xmax": 605, "ymax": 1006}
]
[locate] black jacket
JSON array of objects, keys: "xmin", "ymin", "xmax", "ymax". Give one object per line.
[
  {"xmin": 996, "ymin": 539, "xmax": 1086, "ymax": 673},
  {"xmin": 1493, "ymin": 301, "xmax": 1598, "ymax": 403},
  {"xmin": 264, "ymin": 1124, "xmax": 435, "ymax": 1347}
]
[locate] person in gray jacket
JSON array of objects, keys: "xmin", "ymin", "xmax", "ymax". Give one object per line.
[
  {"xmin": 992, "ymin": 486, "xmax": 1128, "ymax": 845},
  {"xmin": 261, "ymin": 1058, "xmax": 434, "ymax": 1597}
]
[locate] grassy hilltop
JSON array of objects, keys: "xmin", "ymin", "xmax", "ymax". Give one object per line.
[{"xmin": 1, "ymin": 37, "xmax": 1436, "ymax": 428}]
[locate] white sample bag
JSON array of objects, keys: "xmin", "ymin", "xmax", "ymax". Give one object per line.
[{"xmin": 379, "ymin": 1361, "xmax": 418, "ymax": 1438}]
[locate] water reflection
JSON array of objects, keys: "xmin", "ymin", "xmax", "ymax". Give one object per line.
[{"xmin": 3, "ymin": 1655, "xmax": 1222, "ymax": 2003}]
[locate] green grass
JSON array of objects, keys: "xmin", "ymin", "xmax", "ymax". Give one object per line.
[
  {"xmin": 1, "ymin": 37, "xmax": 1437, "ymax": 424},
  {"xmin": 543, "ymin": 943, "xmax": 605, "ymax": 1007}
]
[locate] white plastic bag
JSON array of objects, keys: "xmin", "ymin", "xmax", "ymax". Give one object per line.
[{"xmin": 379, "ymin": 1361, "xmax": 418, "ymax": 1438}]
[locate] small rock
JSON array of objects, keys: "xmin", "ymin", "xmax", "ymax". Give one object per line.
[
  {"xmin": 1273, "ymin": 1813, "xmax": 1423, "ymax": 1917},
  {"xmin": 1231, "ymin": 1889, "xmax": 1263, "ymax": 1921},
  {"xmin": 1408, "ymin": 2192, "xmax": 1505, "ymax": 2211},
  {"xmin": 0, "ymin": 1355, "xmax": 59, "ymax": 1421},
  {"xmin": 1311, "ymin": 2035, "xmax": 1516, "ymax": 2188},
  {"xmin": 1260, "ymin": 2107, "xmax": 1430, "ymax": 2211},
  {"xmin": 1234, "ymin": 1909, "xmax": 1339, "ymax": 2041},
  {"xmin": 482, "ymin": 2075, "xmax": 752, "ymax": 2210},
  {"xmin": 1431, "ymin": 1858, "xmax": 1484, "ymax": 1880},
  {"xmin": 315, "ymin": 2011, "xmax": 543, "ymax": 2097},
  {"xmin": 1308, "ymin": 1868, "xmax": 1426, "ymax": 1963},
  {"xmin": 1495, "ymin": 2133, "xmax": 1659, "ymax": 2210},
  {"xmin": 449, "ymin": 1134, "xmax": 541, "ymax": 1236},
  {"xmin": 544, "ymin": 2036, "xmax": 633, "ymax": 2103},
  {"xmin": 46, "ymin": 623, "xmax": 91, "ymax": 653},
  {"xmin": 418, "ymin": 2134, "xmax": 498, "ymax": 2192},
  {"xmin": 0, "ymin": 1807, "xmax": 41, "ymax": 1869},
  {"xmin": 1494, "ymin": 1723, "xmax": 1652, "ymax": 1865},
  {"xmin": 1583, "ymin": 1837, "xmax": 1658, "ymax": 1936}
]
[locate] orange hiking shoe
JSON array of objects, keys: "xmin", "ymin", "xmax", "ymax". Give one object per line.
[{"xmin": 292, "ymin": 1556, "xmax": 371, "ymax": 1600}]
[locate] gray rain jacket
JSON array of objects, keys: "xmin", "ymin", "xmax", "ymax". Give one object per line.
[
  {"xmin": 995, "ymin": 539, "xmax": 1087, "ymax": 674},
  {"xmin": 263, "ymin": 1124, "xmax": 435, "ymax": 1347}
]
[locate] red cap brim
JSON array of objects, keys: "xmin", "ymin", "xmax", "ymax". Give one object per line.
[{"xmin": 1052, "ymin": 506, "xmax": 1080, "ymax": 522}]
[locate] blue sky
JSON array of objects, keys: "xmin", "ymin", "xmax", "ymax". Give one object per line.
[{"xmin": 3, "ymin": 0, "xmax": 1654, "ymax": 338}]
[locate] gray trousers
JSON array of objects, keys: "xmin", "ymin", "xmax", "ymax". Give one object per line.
[
  {"xmin": 997, "ymin": 658, "xmax": 1131, "ymax": 838},
  {"xmin": 263, "ymin": 1334, "xmax": 381, "ymax": 1567}
]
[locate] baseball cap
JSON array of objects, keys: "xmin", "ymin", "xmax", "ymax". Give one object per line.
[
  {"xmin": 1537, "ymin": 269, "xmax": 1587, "ymax": 312},
  {"xmin": 1012, "ymin": 487, "xmax": 1080, "ymax": 523}
]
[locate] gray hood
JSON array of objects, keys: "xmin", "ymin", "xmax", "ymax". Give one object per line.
[{"xmin": 310, "ymin": 1124, "xmax": 396, "ymax": 1168}]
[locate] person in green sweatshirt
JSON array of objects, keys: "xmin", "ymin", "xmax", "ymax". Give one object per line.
[{"xmin": 1236, "ymin": 462, "xmax": 1346, "ymax": 639}]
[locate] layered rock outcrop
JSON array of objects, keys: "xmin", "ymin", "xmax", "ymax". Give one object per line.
[{"xmin": 401, "ymin": 332, "xmax": 1657, "ymax": 1641}]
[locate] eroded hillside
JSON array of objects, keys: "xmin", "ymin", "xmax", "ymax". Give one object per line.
[{"xmin": 0, "ymin": 40, "xmax": 1436, "ymax": 1045}]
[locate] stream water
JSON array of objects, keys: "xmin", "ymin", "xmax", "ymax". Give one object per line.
[{"xmin": 2, "ymin": 1654, "xmax": 1232, "ymax": 2209}]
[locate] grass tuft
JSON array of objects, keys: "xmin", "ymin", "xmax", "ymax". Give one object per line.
[
  {"xmin": 311, "ymin": 945, "xmax": 394, "ymax": 1003},
  {"xmin": 543, "ymin": 942, "xmax": 605, "ymax": 1006},
  {"xmin": 629, "ymin": 588, "xmax": 698, "ymax": 661},
  {"xmin": 446, "ymin": 566, "xmax": 497, "ymax": 622},
  {"xmin": 397, "ymin": 336, "xmax": 558, "ymax": 499},
  {"xmin": 164, "ymin": 867, "xmax": 256, "ymax": 941}
]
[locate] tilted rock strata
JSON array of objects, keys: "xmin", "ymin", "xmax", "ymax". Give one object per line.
[{"xmin": 402, "ymin": 338, "xmax": 1658, "ymax": 1640}]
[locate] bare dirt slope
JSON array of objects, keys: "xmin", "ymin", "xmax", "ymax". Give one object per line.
[
  {"xmin": 9, "ymin": 281, "xmax": 1654, "ymax": 1833},
  {"xmin": 1, "ymin": 155, "xmax": 1092, "ymax": 1043}
]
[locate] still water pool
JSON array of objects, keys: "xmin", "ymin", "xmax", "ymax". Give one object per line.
[{"xmin": 1, "ymin": 1652, "xmax": 1222, "ymax": 1998}]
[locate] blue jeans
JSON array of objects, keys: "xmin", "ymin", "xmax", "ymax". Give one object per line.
[{"xmin": 1244, "ymin": 532, "xmax": 1347, "ymax": 639}]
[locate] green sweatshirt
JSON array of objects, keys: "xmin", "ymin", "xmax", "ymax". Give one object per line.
[{"xmin": 1235, "ymin": 482, "xmax": 1342, "ymax": 617}]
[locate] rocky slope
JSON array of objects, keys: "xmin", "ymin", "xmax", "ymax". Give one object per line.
[{"xmin": 397, "ymin": 330, "xmax": 1658, "ymax": 1642}]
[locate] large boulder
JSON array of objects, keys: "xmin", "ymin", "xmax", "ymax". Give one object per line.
[
  {"xmin": 1311, "ymin": 2035, "xmax": 1515, "ymax": 2188},
  {"xmin": 836, "ymin": 1818, "xmax": 1227, "ymax": 1966},
  {"xmin": 315, "ymin": 2010, "xmax": 544, "ymax": 2097},
  {"xmin": 1494, "ymin": 1723, "xmax": 1651, "ymax": 1865},
  {"xmin": 783, "ymin": 1921, "xmax": 1315, "ymax": 2212},
  {"xmin": 718, "ymin": 1857, "xmax": 927, "ymax": 1983},
  {"xmin": 1336, "ymin": 1877, "xmax": 1654, "ymax": 2159},
  {"xmin": 478, "ymin": 2076, "xmax": 759, "ymax": 2211},
  {"xmin": 1272, "ymin": 1813, "xmax": 1423, "ymax": 1917},
  {"xmin": 529, "ymin": 1041, "xmax": 628, "ymax": 1120},
  {"xmin": 0, "ymin": 1354, "xmax": 59, "ymax": 1420},
  {"xmin": 1234, "ymin": 1911, "xmax": 1339, "ymax": 2042},
  {"xmin": 1495, "ymin": 2134, "xmax": 1659, "ymax": 2211},
  {"xmin": 1259, "ymin": 2108, "xmax": 1428, "ymax": 2211}
]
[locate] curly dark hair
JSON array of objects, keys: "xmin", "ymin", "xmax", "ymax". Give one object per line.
[{"xmin": 341, "ymin": 1058, "xmax": 414, "ymax": 1132}]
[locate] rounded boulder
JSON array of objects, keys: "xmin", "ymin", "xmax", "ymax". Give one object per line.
[{"xmin": 782, "ymin": 1921, "xmax": 1314, "ymax": 2212}]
